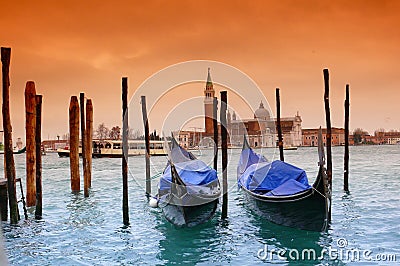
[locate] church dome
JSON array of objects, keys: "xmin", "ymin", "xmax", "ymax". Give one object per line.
[{"xmin": 254, "ymin": 101, "xmax": 270, "ymax": 120}]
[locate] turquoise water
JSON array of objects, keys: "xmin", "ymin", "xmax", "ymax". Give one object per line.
[{"xmin": 1, "ymin": 145, "xmax": 399, "ymax": 265}]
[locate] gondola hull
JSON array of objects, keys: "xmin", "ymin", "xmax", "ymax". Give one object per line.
[
  {"xmin": 242, "ymin": 188, "xmax": 328, "ymax": 231},
  {"xmin": 158, "ymin": 136, "xmax": 221, "ymax": 228},
  {"xmin": 162, "ymin": 198, "xmax": 219, "ymax": 227},
  {"xmin": 239, "ymin": 163, "xmax": 330, "ymax": 232},
  {"xmin": 237, "ymin": 132, "xmax": 330, "ymax": 231}
]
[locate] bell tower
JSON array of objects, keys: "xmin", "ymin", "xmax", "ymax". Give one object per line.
[{"xmin": 204, "ymin": 67, "xmax": 215, "ymax": 134}]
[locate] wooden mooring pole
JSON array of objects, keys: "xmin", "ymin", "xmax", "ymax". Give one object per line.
[
  {"xmin": 69, "ymin": 96, "xmax": 80, "ymax": 192},
  {"xmin": 86, "ymin": 99, "xmax": 93, "ymax": 189},
  {"xmin": 213, "ymin": 97, "xmax": 218, "ymax": 171},
  {"xmin": 344, "ymin": 84, "xmax": 350, "ymax": 192},
  {"xmin": 276, "ymin": 88, "xmax": 284, "ymax": 161},
  {"xmin": 80, "ymin": 93, "xmax": 89, "ymax": 197},
  {"xmin": 323, "ymin": 69, "xmax": 332, "ymax": 189},
  {"xmin": 122, "ymin": 77, "xmax": 129, "ymax": 226},
  {"xmin": 35, "ymin": 95, "xmax": 43, "ymax": 219},
  {"xmin": 220, "ymin": 91, "xmax": 228, "ymax": 219},
  {"xmin": 323, "ymin": 69, "xmax": 332, "ymax": 221},
  {"xmin": 25, "ymin": 81, "xmax": 37, "ymax": 207},
  {"xmin": 1, "ymin": 47, "xmax": 19, "ymax": 224},
  {"xmin": 141, "ymin": 96, "xmax": 151, "ymax": 198},
  {"xmin": 0, "ymin": 181, "xmax": 7, "ymax": 221}
]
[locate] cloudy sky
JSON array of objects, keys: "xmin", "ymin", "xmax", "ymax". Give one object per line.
[{"xmin": 1, "ymin": 0, "xmax": 399, "ymax": 141}]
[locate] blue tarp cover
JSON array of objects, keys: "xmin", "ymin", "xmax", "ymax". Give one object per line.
[
  {"xmin": 237, "ymin": 148, "xmax": 268, "ymax": 178},
  {"xmin": 169, "ymin": 144, "xmax": 197, "ymax": 163},
  {"xmin": 159, "ymin": 159, "xmax": 217, "ymax": 191},
  {"xmin": 264, "ymin": 179, "xmax": 310, "ymax": 196},
  {"xmin": 238, "ymin": 156, "xmax": 311, "ymax": 196}
]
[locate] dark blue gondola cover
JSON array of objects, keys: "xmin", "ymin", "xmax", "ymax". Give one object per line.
[
  {"xmin": 159, "ymin": 159, "xmax": 218, "ymax": 191},
  {"xmin": 238, "ymin": 149, "xmax": 311, "ymax": 196},
  {"xmin": 237, "ymin": 148, "xmax": 268, "ymax": 178}
]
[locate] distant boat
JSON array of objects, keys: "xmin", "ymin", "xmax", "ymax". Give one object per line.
[
  {"xmin": 57, "ymin": 140, "xmax": 169, "ymax": 158},
  {"xmin": 56, "ymin": 147, "xmax": 81, "ymax": 157},
  {"xmin": 0, "ymin": 146, "xmax": 26, "ymax": 154},
  {"xmin": 14, "ymin": 146, "xmax": 26, "ymax": 154},
  {"xmin": 157, "ymin": 137, "xmax": 221, "ymax": 227},
  {"xmin": 237, "ymin": 133, "xmax": 330, "ymax": 231},
  {"xmin": 283, "ymin": 146, "xmax": 298, "ymax": 150}
]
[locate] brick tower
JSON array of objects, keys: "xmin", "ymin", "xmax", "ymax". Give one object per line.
[{"xmin": 204, "ymin": 68, "xmax": 215, "ymax": 134}]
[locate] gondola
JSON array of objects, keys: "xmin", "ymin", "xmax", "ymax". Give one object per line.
[
  {"xmin": 157, "ymin": 137, "xmax": 221, "ymax": 227},
  {"xmin": 237, "ymin": 130, "xmax": 331, "ymax": 231}
]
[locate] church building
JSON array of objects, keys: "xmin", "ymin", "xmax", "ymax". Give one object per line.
[
  {"xmin": 228, "ymin": 103, "xmax": 302, "ymax": 148},
  {"xmin": 176, "ymin": 68, "xmax": 303, "ymax": 148}
]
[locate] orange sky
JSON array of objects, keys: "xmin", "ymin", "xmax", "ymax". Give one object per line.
[{"xmin": 1, "ymin": 0, "xmax": 399, "ymax": 141}]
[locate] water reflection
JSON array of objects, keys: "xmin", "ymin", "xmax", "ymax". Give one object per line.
[
  {"xmin": 239, "ymin": 193, "xmax": 337, "ymax": 265},
  {"xmin": 66, "ymin": 191, "xmax": 104, "ymax": 228},
  {"xmin": 156, "ymin": 218, "xmax": 221, "ymax": 265},
  {"xmin": 339, "ymin": 192, "xmax": 360, "ymax": 231}
]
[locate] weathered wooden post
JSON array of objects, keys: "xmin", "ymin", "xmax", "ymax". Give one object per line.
[
  {"xmin": 80, "ymin": 93, "xmax": 89, "ymax": 197},
  {"xmin": 86, "ymin": 99, "xmax": 93, "ymax": 189},
  {"xmin": 69, "ymin": 96, "xmax": 80, "ymax": 192},
  {"xmin": 2, "ymin": 47, "xmax": 19, "ymax": 224},
  {"xmin": 220, "ymin": 91, "xmax": 228, "ymax": 219},
  {"xmin": 35, "ymin": 95, "xmax": 43, "ymax": 219},
  {"xmin": 141, "ymin": 96, "xmax": 151, "ymax": 198},
  {"xmin": 323, "ymin": 69, "xmax": 332, "ymax": 221},
  {"xmin": 276, "ymin": 88, "xmax": 284, "ymax": 161},
  {"xmin": 0, "ymin": 184, "xmax": 7, "ymax": 221},
  {"xmin": 122, "ymin": 78, "xmax": 129, "ymax": 226},
  {"xmin": 213, "ymin": 97, "xmax": 218, "ymax": 171},
  {"xmin": 323, "ymin": 69, "xmax": 332, "ymax": 190},
  {"xmin": 25, "ymin": 81, "xmax": 37, "ymax": 207},
  {"xmin": 344, "ymin": 84, "xmax": 350, "ymax": 192}
]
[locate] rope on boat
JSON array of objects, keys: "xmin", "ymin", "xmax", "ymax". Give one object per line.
[
  {"xmin": 128, "ymin": 171, "xmax": 163, "ymax": 182},
  {"xmin": 151, "ymin": 172, "xmax": 163, "ymax": 180},
  {"xmin": 312, "ymin": 187, "xmax": 327, "ymax": 199}
]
